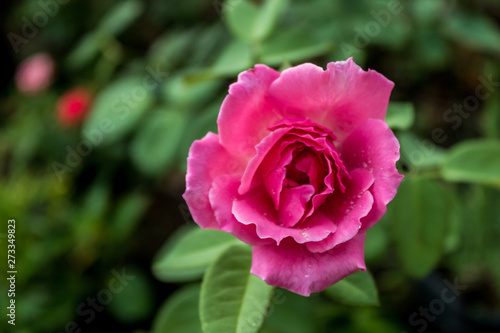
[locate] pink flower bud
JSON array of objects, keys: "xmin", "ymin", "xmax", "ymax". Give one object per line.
[{"xmin": 15, "ymin": 53, "xmax": 54, "ymax": 95}]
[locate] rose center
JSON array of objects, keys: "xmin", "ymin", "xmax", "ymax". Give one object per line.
[
  {"xmin": 248, "ymin": 119, "xmax": 349, "ymax": 227},
  {"xmin": 285, "ymin": 150, "xmax": 312, "ymax": 187}
]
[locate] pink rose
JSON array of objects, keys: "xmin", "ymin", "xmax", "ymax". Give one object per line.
[
  {"xmin": 15, "ymin": 53, "xmax": 55, "ymax": 95},
  {"xmin": 183, "ymin": 58, "xmax": 403, "ymax": 296}
]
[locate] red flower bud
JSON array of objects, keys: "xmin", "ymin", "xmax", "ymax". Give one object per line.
[{"xmin": 57, "ymin": 88, "xmax": 92, "ymax": 128}]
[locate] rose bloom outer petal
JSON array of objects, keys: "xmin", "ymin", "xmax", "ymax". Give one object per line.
[
  {"xmin": 305, "ymin": 168, "xmax": 375, "ymax": 253},
  {"xmin": 340, "ymin": 119, "xmax": 404, "ymax": 232},
  {"xmin": 209, "ymin": 174, "xmax": 275, "ymax": 246},
  {"xmin": 182, "ymin": 133, "xmax": 245, "ymax": 230},
  {"xmin": 218, "ymin": 64, "xmax": 281, "ymax": 158},
  {"xmin": 251, "ymin": 233, "xmax": 366, "ymax": 296},
  {"xmin": 266, "ymin": 58, "xmax": 394, "ymax": 140}
]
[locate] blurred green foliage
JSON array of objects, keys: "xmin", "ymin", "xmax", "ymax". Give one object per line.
[{"xmin": 1, "ymin": 0, "xmax": 500, "ymax": 332}]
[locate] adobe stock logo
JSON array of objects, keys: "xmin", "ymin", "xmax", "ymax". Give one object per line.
[
  {"xmin": 50, "ymin": 268, "xmax": 135, "ymax": 333},
  {"xmin": 340, "ymin": 0, "xmax": 405, "ymax": 57},
  {"xmin": 7, "ymin": 0, "xmax": 72, "ymax": 54},
  {"xmin": 402, "ymin": 278, "xmax": 467, "ymax": 333},
  {"xmin": 401, "ymin": 73, "xmax": 498, "ymax": 173}
]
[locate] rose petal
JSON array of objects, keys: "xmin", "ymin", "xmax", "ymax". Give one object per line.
[
  {"xmin": 305, "ymin": 168, "xmax": 375, "ymax": 253},
  {"xmin": 278, "ymin": 185, "xmax": 315, "ymax": 228},
  {"xmin": 240, "ymin": 120, "xmax": 347, "ymax": 203},
  {"xmin": 293, "ymin": 151, "xmax": 323, "ymax": 190},
  {"xmin": 267, "ymin": 58, "xmax": 394, "ymax": 140},
  {"xmin": 182, "ymin": 133, "xmax": 244, "ymax": 230},
  {"xmin": 263, "ymin": 142, "xmax": 298, "ymax": 210},
  {"xmin": 262, "ymin": 138, "xmax": 325, "ymax": 211},
  {"xmin": 209, "ymin": 174, "xmax": 274, "ymax": 246},
  {"xmin": 239, "ymin": 127, "xmax": 290, "ymax": 195},
  {"xmin": 251, "ymin": 233, "xmax": 367, "ymax": 296},
  {"xmin": 218, "ymin": 64, "xmax": 281, "ymax": 158},
  {"xmin": 340, "ymin": 119, "xmax": 404, "ymax": 231},
  {"xmin": 232, "ymin": 185, "xmax": 334, "ymax": 245},
  {"xmin": 269, "ymin": 117, "xmax": 337, "ymax": 140}
]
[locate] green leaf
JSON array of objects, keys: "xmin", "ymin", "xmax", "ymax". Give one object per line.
[
  {"xmin": 224, "ymin": 0, "xmax": 257, "ymax": 43},
  {"xmin": 398, "ymin": 132, "xmax": 446, "ymax": 170},
  {"xmin": 186, "ymin": 40, "xmax": 253, "ymax": 82},
  {"xmin": 350, "ymin": 307, "xmax": 404, "ymax": 333},
  {"xmin": 200, "ymin": 40, "xmax": 254, "ymax": 80},
  {"xmin": 254, "ymin": 0, "xmax": 288, "ymax": 42},
  {"xmin": 152, "ymin": 285, "xmax": 202, "ymax": 333},
  {"xmin": 442, "ymin": 206, "xmax": 462, "ymax": 254},
  {"xmin": 152, "ymin": 227, "xmax": 240, "ymax": 282},
  {"xmin": 261, "ymin": 289, "xmax": 317, "ymax": 333},
  {"xmin": 224, "ymin": 0, "xmax": 286, "ymax": 43},
  {"xmin": 364, "ymin": 218, "xmax": 388, "ymax": 265},
  {"xmin": 79, "ymin": 180, "xmax": 109, "ymax": 219},
  {"xmin": 108, "ymin": 267, "xmax": 154, "ymax": 323},
  {"xmin": 98, "ymin": 0, "xmax": 143, "ymax": 36},
  {"xmin": 162, "ymin": 73, "xmax": 222, "ymax": 107},
  {"xmin": 365, "ymin": 11, "xmax": 411, "ymax": 49},
  {"xmin": 412, "ymin": 0, "xmax": 447, "ymax": 26},
  {"xmin": 441, "ymin": 140, "xmax": 500, "ymax": 187},
  {"xmin": 130, "ymin": 109, "xmax": 187, "ymax": 176},
  {"xmin": 411, "ymin": 29, "xmax": 450, "ymax": 70},
  {"xmin": 147, "ymin": 28, "xmax": 199, "ymax": 68},
  {"xmin": 259, "ymin": 27, "xmax": 333, "ymax": 66},
  {"xmin": 324, "ymin": 270, "xmax": 379, "ymax": 306},
  {"xmin": 66, "ymin": 31, "xmax": 108, "ymax": 70},
  {"xmin": 443, "ymin": 12, "xmax": 500, "ymax": 54},
  {"xmin": 200, "ymin": 244, "xmax": 274, "ymax": 333},
  {"xmin": 483, "ymin": 91, "xmax": 500, "ymax": 139},
  {"xmin": 389, "ymin": 177, "xmax": 454, "ymax": 278},
  {"xmin": 212, "ymin": 40, "xmax": 253, "ymax": 76},
  {"xmin": 83, "ymin": 75, "xmax": 154, "ymax": 145},
  {"xmin": 109, "ymin": 192, "xmax": 149, "ymax": 243},
  {"xmin": 385, "ymin": 102, "xmax": 415, "ymax": 130},
  {"xmin": 188, "ymin": 24, "xmax": 227, "ymax": 66},
  {"xmin": 449, "ymin": 186, "xmax": 500, "ymax": 290}
]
